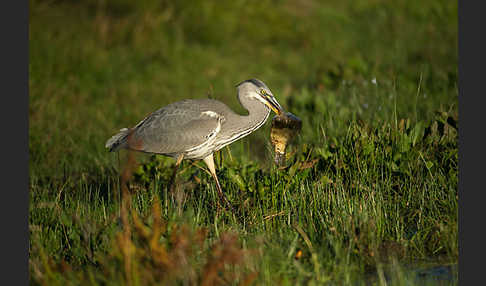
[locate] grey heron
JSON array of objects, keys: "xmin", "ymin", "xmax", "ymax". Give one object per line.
[{"xmin": 105, "ymin": 79, "xmax": 284, "ymax": 210}]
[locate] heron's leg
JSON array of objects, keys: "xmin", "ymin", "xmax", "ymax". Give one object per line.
[
  {"xmin": 169, "ymin": 154, "xmax": 184, "ymax": 193},
  {"xmin": 202, "ymin": 153, "xmax": 234, "ymax": 211}
]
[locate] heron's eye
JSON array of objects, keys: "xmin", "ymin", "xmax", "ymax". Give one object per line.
[{"xmin": 260, "ymin": 89, "xmax": 267, "ymax": 95}]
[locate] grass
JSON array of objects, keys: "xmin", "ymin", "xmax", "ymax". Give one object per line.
[{"xmin": 29, "ymin": 0, "xmax": 458, "ymax": 284}]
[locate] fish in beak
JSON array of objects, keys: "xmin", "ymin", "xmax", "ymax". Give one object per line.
[{"xmin": 263, "ymin": 93, "xmax": 284, "ymax": 115}]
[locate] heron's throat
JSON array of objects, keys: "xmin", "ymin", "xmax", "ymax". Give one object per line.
[
  {"xmin": 238, "ymin": 93, "xmax": 271, "ymax": 131},
  {"xmin": 212, "ymin": 95, "xmax": 270, "ymax": 152}
]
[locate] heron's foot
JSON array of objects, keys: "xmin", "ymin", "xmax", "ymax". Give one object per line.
[
  {"xmin": 168, "ymin": 154, "xmax": 184, "ymax": 194},
  {"xmin": 216, "ymin": 193, "xmax": 247, "ymax": 223},
  {"xmin": 217, "ymin": 191, "xmax": 235, "ymax": 212},
  {"xmin": 168, "ymin": 180, "xmax": 177, "ymax": 194}
]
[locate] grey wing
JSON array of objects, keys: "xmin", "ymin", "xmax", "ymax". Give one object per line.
[{"xmin": 129, "ymin": 101, "xmax": 221, "ymax": 155}]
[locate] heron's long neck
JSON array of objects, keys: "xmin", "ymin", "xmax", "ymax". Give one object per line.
[
  {"xmin": 221, "ymin": 94, "xmax": 270, "ymax": 141},
  {"xmin": 211, "ymin": 93, "xmax": 271, "ymax": 151},
  {"xmin": 237, "ymin": 94, "xmax": 271, "ymax": 131}
]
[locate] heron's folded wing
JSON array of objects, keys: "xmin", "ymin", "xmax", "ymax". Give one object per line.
[{"xmin": 129, "ymin": 108, "xmax": 221, "ymax": 155}]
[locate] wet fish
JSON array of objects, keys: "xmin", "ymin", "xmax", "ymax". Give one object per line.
[{"xmin": 270, "ymin": 112, "xmax": 302, "ymax": 166}]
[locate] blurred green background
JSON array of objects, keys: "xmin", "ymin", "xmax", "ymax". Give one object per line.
[{"xmin": 29, "ymin": 0, "xmax": 457, "ymax": 179}]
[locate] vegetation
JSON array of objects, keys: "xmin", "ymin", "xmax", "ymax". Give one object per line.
[{"xmin": 29, "ymin": 0, "xmax": 457, "ymax": 284}]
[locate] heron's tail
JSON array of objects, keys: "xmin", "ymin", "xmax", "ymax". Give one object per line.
[{"xmin": 105, "ymin": 128, "xmax": 130, "ymax": 152}]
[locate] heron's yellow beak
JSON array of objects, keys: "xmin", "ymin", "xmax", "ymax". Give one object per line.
[{"xmin": 264, "ymin": 95, "xmax": 284, "ymax": 115}]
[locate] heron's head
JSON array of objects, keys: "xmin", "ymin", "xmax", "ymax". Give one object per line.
[{"xmin": 236, "ymin": 79, "xmax": 284, "ymax": 115}]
